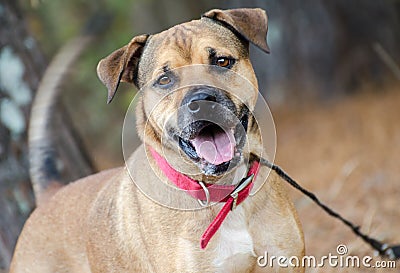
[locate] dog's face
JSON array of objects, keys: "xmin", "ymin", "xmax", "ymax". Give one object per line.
[{"xmin": 97, "ymin": 9, "xmax": 269, "ymax": 177}]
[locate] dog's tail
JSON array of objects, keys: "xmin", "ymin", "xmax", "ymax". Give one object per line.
[
  {"xmin": 29, "ymin": 36, "xmax": 93, "ymax": 206},
  {"xmin": 29, "ymin": 15, "xmax": 110, "ymax": 206}
]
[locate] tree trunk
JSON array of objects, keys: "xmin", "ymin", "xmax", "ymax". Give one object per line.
[{"xmin": 0, "ymin": 0, "xmax": 94, "ymax": 270}]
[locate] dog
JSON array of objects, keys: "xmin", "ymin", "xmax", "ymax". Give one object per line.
[{"xmin": 10, "ymin": 8, "xmax": 304, "ymax": 272}]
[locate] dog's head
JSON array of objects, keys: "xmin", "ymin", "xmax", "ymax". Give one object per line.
[{"xmin": 97, "ymin": 8, "xmax": 269, "ymax": 177}]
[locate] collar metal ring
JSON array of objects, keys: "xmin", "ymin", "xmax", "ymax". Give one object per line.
[{"xmin": 197, "ymin": 181, "xmax": 210, "ymax": 207}]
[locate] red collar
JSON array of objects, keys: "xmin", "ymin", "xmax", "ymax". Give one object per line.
[{"xmin": 149, "ymin": 147, "xmax": 260, "ymax": 249}]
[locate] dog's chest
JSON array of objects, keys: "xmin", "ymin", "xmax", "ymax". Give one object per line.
[{"xmin": 212, "ymin": 206, "xmax": 256, "ymax": 271}]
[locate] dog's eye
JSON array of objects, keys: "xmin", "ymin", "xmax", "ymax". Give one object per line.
[
  {"xmin": 154, "ymin": 72, "xmax": 176, "ymax": 89},
  {"xmin": 213, "ymin": 57, "xmax": 235, "ymax": 69},
  {"xmin": 217, "ymin": 57, "xmax": 230, "ymax": 67},
  {"xmin": 157, "ymin": 75, "xmax": 171, "ymax": 86}
]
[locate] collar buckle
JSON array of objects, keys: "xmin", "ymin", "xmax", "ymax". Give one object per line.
[{"xmin": 230, "ymin": 174, "xmax": 254, "ymax": 210}]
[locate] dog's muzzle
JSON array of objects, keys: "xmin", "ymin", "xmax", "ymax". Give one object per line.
[{"xmin": 176, "ymin": 86, "xmax": 249, "ymax": 175}]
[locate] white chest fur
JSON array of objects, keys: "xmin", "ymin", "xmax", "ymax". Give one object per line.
[{"xmin": 213, "ymin": 205, "xmax": 256, "ymax": 271}]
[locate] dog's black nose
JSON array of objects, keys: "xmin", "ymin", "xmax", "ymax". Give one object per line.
[{"xmin": 186, "ymin": 90, "xmax": 217, "ymax": 114}]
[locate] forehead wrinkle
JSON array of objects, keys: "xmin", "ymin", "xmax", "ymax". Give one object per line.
[{"xmin": 167, "ymin": 26, "xmax": 193, "ymax": 63}]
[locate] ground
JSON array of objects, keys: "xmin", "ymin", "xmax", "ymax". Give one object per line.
[{"xmin": 273, "ymin": 85, "xmax": 400, "ymax": 272}]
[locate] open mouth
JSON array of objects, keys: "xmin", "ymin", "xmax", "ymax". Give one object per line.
[
  {"xmin": 178, "ymin": 113, "xmax": 248, "ymax": 175},
  {"xmin": 191, "ymin": 124, "xmax": 235, "ymax": 165}
]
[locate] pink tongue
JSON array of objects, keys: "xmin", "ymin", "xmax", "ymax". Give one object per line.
[{"xmin": 191, "ymin": 127, "xmax": 235, "ymax": 165}]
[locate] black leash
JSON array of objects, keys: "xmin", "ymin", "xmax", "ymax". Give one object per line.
[{"xmin": 259, "ymin": 157, "xmax": 400, "ymax": 260}]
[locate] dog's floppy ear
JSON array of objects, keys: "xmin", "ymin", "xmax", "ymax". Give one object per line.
[
  {"xmin": 97, "ymin": 34, "xmax": 149, "ymax": 103},
  {"xmin": 202, "ymin": 8, "xmax": 270, "ymax": 53}
]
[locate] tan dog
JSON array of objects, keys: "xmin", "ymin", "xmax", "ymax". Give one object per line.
[{"xmin": 10, "ymin": 8, "xmax": 304, "ymax": 272}]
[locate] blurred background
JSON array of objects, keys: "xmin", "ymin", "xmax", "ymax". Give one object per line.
[{"xmin": 1, "ymin": 0, "xmax": 399, "ymax": 271}]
